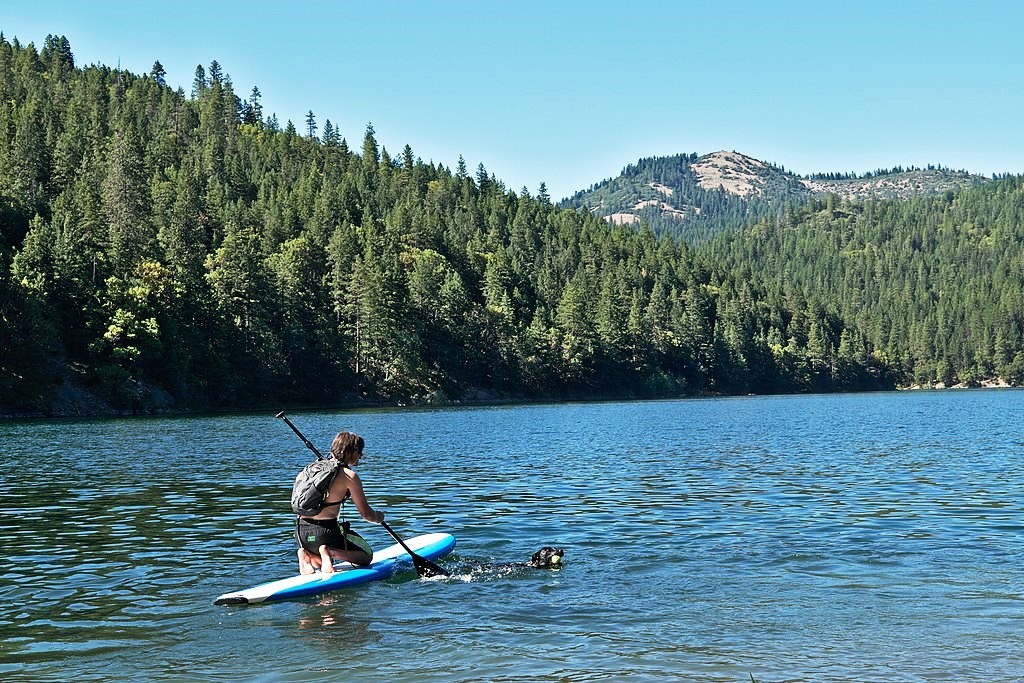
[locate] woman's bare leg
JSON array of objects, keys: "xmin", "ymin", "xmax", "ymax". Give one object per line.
[{"xmin": 327, "ymin": 547, "xmax": 372, "ymax": 567}]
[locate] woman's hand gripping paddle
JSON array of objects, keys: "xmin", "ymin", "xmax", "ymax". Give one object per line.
[{"xmin": 277, "ymin": 411, "xmax": 448, "ymax": 578}]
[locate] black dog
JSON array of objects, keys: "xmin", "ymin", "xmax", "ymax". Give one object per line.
[
  {"xmin": 526, "ymin": 546, "xmax": 565, "ymax": 569},
  {"xmin": 471, "ymin": 546, "xmax": 565, "ymax": 573}
]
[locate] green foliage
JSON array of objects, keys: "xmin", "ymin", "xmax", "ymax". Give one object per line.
[
  {"xmin": 706, "ymin": 183, "xmax": 1024, "ymax": 389},
  {"xmin": 563, "ymin": 153, "xmax": 807, "ymax": 243},
  {"xmin": 0, "ymin": 33, "xmax": 1019, "ymax": 414},
  {"xmin": 564, "ymin": 153, "xmax": 988, "ymax": 244}
]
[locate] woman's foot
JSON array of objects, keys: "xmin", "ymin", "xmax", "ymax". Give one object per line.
[
  {"xmin": 297, "ymin": 548, "xmax": 316, "ymax": 575},
  {"xmin": 319, "ymin": 547, "xmax": 335, "ymax": 574}
]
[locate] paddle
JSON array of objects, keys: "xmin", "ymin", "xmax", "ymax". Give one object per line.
[
  {"xmin": 379, "ymin": 520, "xmax": 448, "ymax": 578},
  {"xmin": 276, "ymin": 411, "xmax": 449, "ymax": 578},
  {"xmin": 277, "ymin": 411, "xmax": 326, "ymax": 460}
]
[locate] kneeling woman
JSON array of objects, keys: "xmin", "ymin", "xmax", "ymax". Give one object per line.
[{"xmin": 295, "ymin": 431, "xmax": 385, "ymax": 574}]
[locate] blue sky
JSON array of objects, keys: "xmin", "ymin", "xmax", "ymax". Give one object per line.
[{"xmin": 3, "ymin": 0, "xmax": 1022, "ymax": 200}]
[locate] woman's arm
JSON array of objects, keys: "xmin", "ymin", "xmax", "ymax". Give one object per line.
[{"xmin": 346, "ymin": 470, "xmax": 385, "ymax": 523}]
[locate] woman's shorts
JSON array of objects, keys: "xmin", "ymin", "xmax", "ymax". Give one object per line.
[{"xmin": 295, "ymin": 517, "xmax": 373, "ymax": 557}]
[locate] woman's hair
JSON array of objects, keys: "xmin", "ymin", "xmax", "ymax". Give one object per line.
[{"xmin": 330, "ymin": 431, "xmax": 364, "ymax": 461}]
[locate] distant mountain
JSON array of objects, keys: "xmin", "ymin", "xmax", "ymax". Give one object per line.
[
  {"xmin": 563, "ymin": 150, "xmax": 990, "ymax": 242},
  {"xmin": 801, "ymin": 166, "xmax": 990, "ymax": 201}
]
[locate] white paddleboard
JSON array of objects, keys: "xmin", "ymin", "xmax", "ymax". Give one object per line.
[{"xmin": 214, "ymin": 532, "xmax": 456, "ymax": 605}]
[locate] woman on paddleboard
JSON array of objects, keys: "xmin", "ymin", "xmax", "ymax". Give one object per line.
[{"xmin": 295, "ymin": 431, "xmax": 385, "ymax": 574}]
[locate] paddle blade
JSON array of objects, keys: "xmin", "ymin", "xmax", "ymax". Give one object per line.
[
  {"xmin": 379, "ymin": 521, "xmax": 449, "ymax": 577},
  {"xmin": 412, "ymin": 553, "xmax": 448, "ymax": 578}
]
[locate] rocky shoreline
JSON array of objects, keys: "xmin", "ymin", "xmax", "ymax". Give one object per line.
[{"xmin": 4, "ymin": 377, "xmax": 1019, "ymax": 420}]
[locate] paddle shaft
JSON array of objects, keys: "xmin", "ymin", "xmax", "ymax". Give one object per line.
[
  {"xmin": 381, "ymin": 521, "xmax": 419, "ymax": 556},
  {"xmin": 275, "ymin": 411, "xmax": 448, "ymax": 577},
  {"xmin": 276, "ymin": 411, "xmax": 325, "ymax": 460},
  {"xmin": 381, "ymin": 521, "xmax": 448, "ymax": 577}
]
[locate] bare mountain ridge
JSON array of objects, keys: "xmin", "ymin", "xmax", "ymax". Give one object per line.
[
  {"xmin": 565, "ymin": 150, "xmax": 991, "ymax": 240},
  {"xmin": 692, "ymin": 150, "xmax": 987, "ymax": 200}
]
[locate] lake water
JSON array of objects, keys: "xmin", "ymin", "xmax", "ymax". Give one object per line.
[{"xmin": 2, "ymin": 390, "xmax": 1023, "ymax": 682}]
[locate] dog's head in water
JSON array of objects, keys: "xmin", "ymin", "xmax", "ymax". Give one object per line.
[{"xmin": 529, "ymin": 546, "xmax": 565, "ymax": 569}]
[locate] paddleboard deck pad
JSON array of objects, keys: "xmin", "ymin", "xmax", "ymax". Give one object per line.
[{"xmin": 214, "ymin": 532, "xmax": 455, "ymax": 605}]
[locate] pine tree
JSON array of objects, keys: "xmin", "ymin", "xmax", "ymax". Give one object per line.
[
  {"xmin": 103, "ymin": 130, "xmax": 150, "ymax": 275},
  {"xmin": 361, "ymin": 122, "xmax": 379, "ymax": 172},
  {"xmin": 244, "ymin": 86, "xmax": 262, "ymax": 126},
  {"xmin": 305, "ymin": 110, "xmax": 317, "ymax": 139},
  {"xmin": 321, "ymin": 119, "xmax": 337, "ymax": 146},
  {"xmin": 537, "ymin": 182, "xmax": 550, "ymax": 204},
  {"xmin": 191, "ymin": 64, "xmax": 206, "ymax": 98},
  {"xmin": 150, "ymin": 60, "xmax": 166, "ymax": 87}
]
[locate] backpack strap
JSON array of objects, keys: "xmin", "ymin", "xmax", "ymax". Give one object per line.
[{"xmin": 321, "ymin": 489, "xmax": 351, "ymax": 508}]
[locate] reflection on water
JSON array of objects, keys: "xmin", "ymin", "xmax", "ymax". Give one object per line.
[{"xmin": 2, "ymin": 391, "xmax": 1024, "ymax": 681}]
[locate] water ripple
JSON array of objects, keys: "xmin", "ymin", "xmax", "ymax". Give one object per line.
[{"xmin": 3, "ymin": 391, "xmax": 1024, "ymax": 681}]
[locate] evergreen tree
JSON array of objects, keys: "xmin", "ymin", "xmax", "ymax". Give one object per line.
[
  {"xmin": 244, "ymin": 86, "xmax": 262, "ymax": 126},
  {"xmin": 361, "ymin": 123, "xmax": 379, "ymax": 172},
  {"xmin": 3, "ymin": 32, "xmax": 1023, "ymax": 415},
  {"xmin": 191, "ymin": 64, "xmax": 206, "ymax": 98},
  {"xmin": 150, "ymin": 60, "xmax": 166, "ymax": 87},
  {"xmin": 103, "ymin": 129, "xmax": 151, "ymax": 275},
  {"xmin": 305, "ymin": 110, "xmax": 317, "ymax": 139}
]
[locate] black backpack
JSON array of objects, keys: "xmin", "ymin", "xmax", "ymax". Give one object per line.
[{"xmin": 291, "ymin": 458, "xmax": 341, "ymax": 516}]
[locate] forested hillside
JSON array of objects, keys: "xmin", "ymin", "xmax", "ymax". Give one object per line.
[
  {"xmin": 706, "ymin": 184, "xmax": 1024, "ymax": 388},
  {"xmin": 0, "ymin": 35, "xmax": 1019, "ymax": 416},
  {"xmin": 565, "ymin": 151, "xmax": 989, "ymax": 243},
  {"xmin": 562, "ymin": 153, "xmax": 803, "ymax": 243}
]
